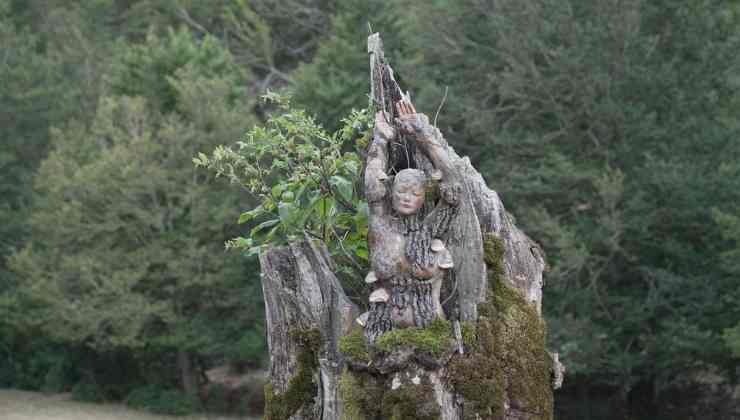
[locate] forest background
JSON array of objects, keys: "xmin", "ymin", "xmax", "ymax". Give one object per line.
[{"xmin": 1, "ymin": 0, "xmax": 740, "ymax": 419}]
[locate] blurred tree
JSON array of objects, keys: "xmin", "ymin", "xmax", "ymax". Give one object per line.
[
  {"xmin": 290, "ymin": 0, "xmax": 410, "ymax": 131},
  {"xmin": 0, "ymin": 0, "xmax": 62, "ymax": 292},
  {"xmin": 403, "ymin": 0, "xmax": 740, "ymax": 415},
  {"xmin": 9, "ymin": 30, "xmax": 264, "ymax": 397}
]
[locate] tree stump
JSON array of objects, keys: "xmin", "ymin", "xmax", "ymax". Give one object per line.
[{"xmin": 260, "ymin": 33, "xmax": 563, "ymax": 420}]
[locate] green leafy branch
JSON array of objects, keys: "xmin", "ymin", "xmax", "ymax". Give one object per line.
[{"xmin": 194, "ymin": 93, "xmax": 372, "ymax": 279}]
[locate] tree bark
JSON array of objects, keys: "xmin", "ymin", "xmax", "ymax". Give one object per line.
[{"xmin": 260, "ymin": 239, "xmax": 359, "ymax": 419}]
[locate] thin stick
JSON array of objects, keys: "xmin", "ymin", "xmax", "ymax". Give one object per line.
[{"xmin": 433, "ymin": 86, "xmax": 449, "ymax": 128}]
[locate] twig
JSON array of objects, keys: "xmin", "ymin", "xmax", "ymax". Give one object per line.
[
  {"xmin": 176, "ymin": 8, "xmax": 212, "ymax": 37},
  {"xmin": 433, "ymin": 86, "xmax": 449, "ymax": 128},
  {"xmin": 330, "ymin": 226, "xmax": 364, "ymax": 272}
]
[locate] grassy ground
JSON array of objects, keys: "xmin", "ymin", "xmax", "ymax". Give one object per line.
[{"xmin": 0, "ymin": 390, "xmax": 258, "ymax": 420}]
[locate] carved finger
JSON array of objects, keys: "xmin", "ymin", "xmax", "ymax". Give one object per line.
[
  {"xmin": 394, "ymin": 101, "xmax": 407, "ymax": 117},
  {"xmin": 375, "ymin": 111, "xmax": 396, "ymax": 140}
]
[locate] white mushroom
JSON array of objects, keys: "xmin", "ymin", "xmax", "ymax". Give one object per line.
[
  {"xmin": 438, "ymin": 249, "xmax": 454, "ymax": 269},
  {"xmin": 369, "ymin": 288, "xmax": 390, "ymax": 303},
  {"xmin": 365, "ymin": 271, "xmax": 378, "ymax": 284},
  {"xmin": 431, "ymin": 239, "xmax": 445, "ymax": 252},
  {"xmin": 430, "ymin": 169, "xmax": 443, "ymax": 181},
  {"xmin": 378, "ymin": 172, "xmax": 389, "ymax": 181},
  {"xmin": 355, "ymin": 312, "xmax": 370, "ymax": 327},
  {"xmin": 391, "ymin": 375, "xmax": 402, "ymax": 390}
]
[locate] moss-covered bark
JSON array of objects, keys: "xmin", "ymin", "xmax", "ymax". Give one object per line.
[
  {"xmin": 264, "ymin": 329, "xmax": 321, "ymax": 420},
  {"xmin": 339, "ymin": 369, "xmax": 441, "ymax": 420},
  {"xmin": 337, "ymin": 234, "xmax": 553, "ymax": 420},
  {"xmin": 339, "ymin": 319, "xmax": 455, "ymax": 363},
  {"xmin": 448, "ymin": 234, "xmax": 553, "ymax": 420},
  {"xmin": 339, "ymin": 328, "xmax": 371, "ymax": 363},
  {"xmin": 375, "ymin": 319, "xmax": 454, "ymax": 357}
]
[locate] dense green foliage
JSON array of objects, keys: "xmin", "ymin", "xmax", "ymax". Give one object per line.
[
  {"xmin": 1, "ymin": 0, "xmax": 739, "ymax": 418},
  {"xmin": 195, "ymin": 94, "xmax": 373, "ymax": 300}
]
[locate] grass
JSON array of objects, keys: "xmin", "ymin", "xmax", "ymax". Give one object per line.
[{"xmin": 0, "ymin": 389, "xmax": 258, "ymax": 420}]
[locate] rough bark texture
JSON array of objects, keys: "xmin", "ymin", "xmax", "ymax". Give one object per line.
[
  {"xmin": 258, "ymin": 33, "xmax": 561, "ymax": 420},
  {"xmin": 260, "ymin": 239, "xmax": 358, "ymax": 420}
]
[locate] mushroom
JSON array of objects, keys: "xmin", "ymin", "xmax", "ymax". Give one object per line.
[
  {"xmin": 430, "ymin": 169, "xmax": 443, "ymax": 181},
  {"xmin": 438, "ymin": 249, "xmax": 454, "ymax": 269},
  {"xmin": 431, "ymin": 239, "xmax": 445, "ymax": 252},
  {"xmin": 369, "ymin": 288, "xmax": 390, "ymax": 303},
  {"xmin": 378, "ymin": 172, "xmax": 389, "ymax": 181},
  {"xmin": 365, "ymin": 271, "xmax": 378, "ymax": 284},
  {"xmin": 356, "ymin": 312, "xmax": 370, "ymax": 327}
]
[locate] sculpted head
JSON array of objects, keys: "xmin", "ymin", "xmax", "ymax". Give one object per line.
[{"xmin": 392, "ymin": 169, "xmax": 426, "ymax": 216}]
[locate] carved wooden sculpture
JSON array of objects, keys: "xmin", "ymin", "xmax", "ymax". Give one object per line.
[
  {"xmin": 260, "ymin": 33, "xmax": 563, "ymax": 420},
  {"xmin": 362, "ymin": 101, "xmax": 463, "ymax": 342}
]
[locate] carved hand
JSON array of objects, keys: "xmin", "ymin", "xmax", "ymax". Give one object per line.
[
  {"xmin": 395, "ymin": 100, "xmax": 438, "ymax": 148},
  {"xmin": 395, "ymin": 100, "xmax": 421, "ymax": 135},
  {"xmin": 374, "ymin": 111, "xmax": 396, "ymax": 142}
]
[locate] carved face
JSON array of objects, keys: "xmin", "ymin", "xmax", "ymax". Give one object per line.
[{"xmin": 392, "ymin": 169, "xmax": 425, "ymax": 216}]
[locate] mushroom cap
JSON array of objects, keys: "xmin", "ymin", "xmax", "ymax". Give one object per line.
[
  {"xmin": 369, "ymin": 288, "xmax": 390, "ymax": 303},
  {"xmin": 431, "ymin": 239, "xmax": 445, "ymax": 252},
  {"xmin": 438, "ymin": 249, "xmax": 454, "ymax": 269},
  {"xmin": 430, "ymin": 169, "xmax": 443, "ymax": 181},
  {"xmin": 356, "ymin": 312, "xmax": 370, "ymax": 327},
  {"xmin": 365, "ymin": 271, "xmax": 378, "ymax": 284}
]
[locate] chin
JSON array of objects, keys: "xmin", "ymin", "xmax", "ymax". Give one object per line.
[{"xmin": 396, "ymin": 206, "xmax": 418, "ymax": 216}]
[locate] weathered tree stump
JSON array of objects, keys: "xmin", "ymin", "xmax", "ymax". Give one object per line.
[
  {"xmin": 260, "ymin": 239, "xmax": 359, "ymax": 419},
  {"xmin": 260, "ymin": 33, "xmax": 563, "ymax": 420}
]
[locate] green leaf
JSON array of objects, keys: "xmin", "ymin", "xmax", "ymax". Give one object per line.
[
  {"xmin": 329, "ymin": 175, "xmax": 354, "ymax": 203},
  {"xmin": 278, "ymin": 201, "xmax": 298, "ymax": 227},
  {"xmin": 250, "ymin": 219, "xmax": 280, "ymax": 236},
  {"xmin": 238, "ymin": 205, "xmax": 264, "ymax": 224}
]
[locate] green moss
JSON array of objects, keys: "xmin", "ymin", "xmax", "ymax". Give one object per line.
[
  {"xmin": 448, "ymin": 234, "xmax": 553, "ymax": 420},
  {"xmin": 264, "ymin": 328, "xmax": 320, "ymax": 420},
  {"xmin": 339, "ymin": 371, "xmax": 366, "ymax": 420},
  {"xmin": 339, "ymin": 368, "xmax": 441, "ymax": 420},
  {"xmin": 483, "ymin": 232, "xmax": 506, "ymax": 284},
  {"xmin": 448, "ymin": 322, "xmax": 505, "ymax": 418},
  {"xmin": 460, "ymin": 321, "xmax": 477, "ymax": 349},
  {"xmin": 381, "ymin": 376, "xmax": 440, "ymax": 420},
  {"xmin": 339, "ymin": 370, "xmax": 383, "ymax": 420},
  {"xmin": 375, "ymin": 319, "xmax": 454, "ymax": 357},
  {"xmin": 339, "ymin": 328, "xmax": 370, "ymax": 363}
]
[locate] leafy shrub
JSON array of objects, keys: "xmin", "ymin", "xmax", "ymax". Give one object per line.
[
  {"xmin": 4, "ymin": 341, "xmax": 77, "ymax": 392},
  {"xmin": 125, "ymin": 384, "xmax": 200, "ymax": 416},
  {"xmin": 202, "ymin": 383, "xmax": 231, "ymax": 413},
  {"xmin": 232, "ymin": 330, "xmax": 267, "ymax": 368},
  {"xmin": 195, "ymin": 93, "xmax": 370, "ymax": 255},
  {"xmin": 41, "ymin": 357, "xmax": 74, "ymax": 393},
  {"xmin": 195, "ymin": 93, "xmax": 373, "ymax": 295},
  {"xmin": 71, "ymin": 381, "xmax": 106, "ymax": 402}
]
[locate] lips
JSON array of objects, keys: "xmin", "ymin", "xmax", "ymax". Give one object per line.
[{"xmin": 400, "ymin": 201, "xmax": 415, "ymax": 210}]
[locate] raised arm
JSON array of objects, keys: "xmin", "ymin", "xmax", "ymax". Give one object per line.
[
  {"xmin": 365, "ymin": 111, "xmax": 395, "ymax": 216},
  {"xmin": 396, "ymin": 101, "xmax": 458, "ymax": 192}
]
